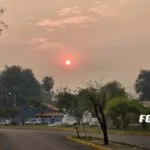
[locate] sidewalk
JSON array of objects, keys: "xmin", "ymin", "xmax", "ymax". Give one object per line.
[{"xmin": 77, "ymin": 132, "xmax": 150, "ymax": 149}]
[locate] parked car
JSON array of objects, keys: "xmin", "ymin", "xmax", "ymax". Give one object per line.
[
  {"xmin": 62, "ymin": 114, "xmax": 77, "ymax": 126},
  {"xmin": 25, "ymin": 118, "xmax": 42, "ymax": 125},
  {"xmin": 89, "ymin": 118, "xmax": 100, "ymax": 126},
  {"xmin": 0, "ymin": 119, "xmax": 11, "ymax": 125},
  {"xmin": 48, "ymin": 121, "xmax": 62, "ymax": 127}
]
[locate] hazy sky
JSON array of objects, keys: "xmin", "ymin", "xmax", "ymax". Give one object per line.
[{"xmin": 0, "ymin": 0, "xmax": 150, "ymax": 94}]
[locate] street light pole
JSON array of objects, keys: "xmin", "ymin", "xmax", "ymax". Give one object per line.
[{"xmin": 13, "ymin": 86, "xmax": 17, "ymax": 107}]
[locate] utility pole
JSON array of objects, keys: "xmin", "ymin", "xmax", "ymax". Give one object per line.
[
  {"xmin": 13, "ymin": 86, "xmax": 17, "ymax": 107},
  {"xmin": 4, "ymin": 88, "xmax": 8, "ymax": 106},
  {"xmin": 13, "ymin": 93, "xmax": 16, "ymax": 107}
]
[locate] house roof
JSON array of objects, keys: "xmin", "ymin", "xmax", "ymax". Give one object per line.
[
  {"xmin": 19, "ymin": 105, "xmax": 34, "ymax": 110},
  {"xmin": 36, "ymin": 112, "xmax": 63, "ymax": 117},
  {"xmin": 46, "ymin": 104, "xmax": 59, "ymax": 111}
]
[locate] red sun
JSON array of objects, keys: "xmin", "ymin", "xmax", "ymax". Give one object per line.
[{"xmin": 65, "ymin": 60, "xmax": 71, "ymax": 65}]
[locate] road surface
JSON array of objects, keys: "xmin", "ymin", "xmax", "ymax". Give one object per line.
[
  {"xmin": 0, "ymin": 129, "xmax": 93, "ymax": 150},
  {"xmin": 0, "ymin": 129, "xmax": 150, "ymax": 149}
]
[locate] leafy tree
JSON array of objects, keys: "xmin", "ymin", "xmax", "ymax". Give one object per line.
[
  {"xmin": 101, "ymin": 81, "xmax": 127, "ymax": 100},
  {"xmin": 42, "ymin": 76, "xmax": 54, "ymax": 103},
  {"xmin": 0, "ymin": 107, "xmax": 19, "ymax": 118},
  {"xmin": 78, "ymin": 88, "xmax": 95, "ymax": 114},
  {"xmin": 42, "ymin": 76, "xmax": 54, "ymax": 92},
  {"xmin": 140, "ymin": 106, "xmax": 150, "ymax": 129},
  {"xmin": 0, "ymin": 65, "xmax": 40, "ymax": 106},
  {"xmin": 106, "ymin": 98, "xmax": 141, "ymax": 130},
  {"xmin": 56, "ymin": 87, "xmax": 73, "ymax": 112},
  {"xmin": 56, "ymin": 87, "xmax": 87, "ymax": 137},
  {"xmin": 79, "ymin": 81, "xmax": 109, "ymax": 145},
  {"xmin": 135, "ymin": 69, "xmax": 150, "ymax": 100},
  {"xmin": 71, "ymin": 95, "xmax": 86, "ymax": 138},
  {"xmin": 29, "ymin": 99, "xmax": 41, "ymax": 108},
  {"xmin": 0, "ymin": 7, "xmax": 8, "ymax": 35}
]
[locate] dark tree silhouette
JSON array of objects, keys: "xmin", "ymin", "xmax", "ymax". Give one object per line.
[
  {"xmin": 101, "ymin": 80, "xmax": 127, "ymax": 100},
  {"xmin": 0, "ymin": 7, "xmax": 8, "ymax": 35},
  {"xmin": 135, "ymin": 69, "xmax": 150, "ymax": 101},
  {"xmin": 0, "ymin": 65, "xmax": 40, "ymax": 106},
  {"xmin": 42, "ymin": 76, "xmax": 54, "ymax": 92}
]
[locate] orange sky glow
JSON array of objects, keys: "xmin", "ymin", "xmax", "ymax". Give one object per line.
[{"xmin": 0, "ymin": 0, "xmax": 150, "ymax": 95}]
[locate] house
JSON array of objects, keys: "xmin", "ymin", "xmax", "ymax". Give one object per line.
[
  {"xmin": 36, "ymin": 104, "xmax": 63, "ymax": 124},
  {"xmin": 14, "ymin": 105, "xmax": 38, "ymax": 124},
  {"xmin": 14, "ymin": 104, "xmax": 63, "ymax": 125}
]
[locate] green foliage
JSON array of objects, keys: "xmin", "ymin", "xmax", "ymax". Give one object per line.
[
  {"xmin": 29, "ymin": 99, "xmax": 41, "ymax": 108},
  {"xmin": 56, "ymin": 87, "xmax": 87, "ymax": 138},
  {"xmin": 101, "ymin": 81, "xmax": 127, "ymax": 100},
  {"xmin": 106, "ymin": 98, "xmax": 142, "ymax": 129},
  {"xmin": 41, "ymin": 76, "xmax": 54, "ymax": 104},
  {"xmin": 42, "ymin": 76, "xmax": 54, "ymax": 92},
  {"xmin": 56, "ymin": 87, "xmax": 73, "ymax": 112},
  {"xmin": 140, "ymin": 106, "xmax": 150, "ymax": 129},
  {"xmin": 0, "ymin": 65, "xmax": 41, "ymax": 106},
  {"xmin": 135, "ymin": 69, "xmax": 150, "ymax": 100},
  {"xmin": 78, "ymin": 80, "xmax": 109, "ymax": 145},
  {"xmin": 0, "ymin": 107, "xmax": 20, "ymax": 118}
]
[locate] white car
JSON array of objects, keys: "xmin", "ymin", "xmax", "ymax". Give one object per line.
[
  {"xmin": 25, "ymin": 118, "xmax": 42, "ymax": 125},
  {"xmin": 89, "ymin": 118, "xmax": 100, "ymax": 126},
  {"xmin": 0, "ymin": 119, "xmax": 11, "ymax": 125},
  {"xmin": 62, "ymin": 114, "xmax": 77, "ymax": 126}
]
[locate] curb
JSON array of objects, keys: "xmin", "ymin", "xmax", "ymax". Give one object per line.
[{"xmin": 66, "ymin": 136, "xmax": 108, "ymax": 150}]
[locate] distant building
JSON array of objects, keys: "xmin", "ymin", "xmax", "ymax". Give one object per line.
[
  {"xmin": 36, "ymin": 104, "xmax": 63, "ymax": 124},
  {"xmin": 15, "ymin": 104, "xmax": 63, "ymax": 124},
  {"xmin": 15, "ymin": 105, "xmax": 38, "ymax": 124}
]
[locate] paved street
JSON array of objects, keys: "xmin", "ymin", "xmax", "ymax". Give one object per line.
[
  {"xmin": 0, "ymin": 129, "xmax": 150, "ymax": 149},
  {"xmin": 108, "ymin": 134, "xmax": 150, "ymax": 148},
  {"xmin": 0, "ymin": 129, "xmax": 93, "ymax": 150},
  {"xmin": 81, "ymin": 132, "xmax": 150, "ymax": 148}
]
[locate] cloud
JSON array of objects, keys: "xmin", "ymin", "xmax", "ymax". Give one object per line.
[
  {"xmin": 89, "ymin": 0, "xmax": 135, "ymax": 18},
  {"xmin": 28, "ymin": 37, "xmax": 64, "ymax": 50},
  {"xmin": 89, "ymin": 5, "xmax": 118, "ymax": 17},
  {"xmin": 36, "ymin": 16, "xmax": 92, "ymax": 28},
  {"xmin": 57, "ymin": 6, "xmax": 81, "ymax": 16},
  {"xmin": 30, "ymin": 37, "xmax": 48, "ymax": 43}
]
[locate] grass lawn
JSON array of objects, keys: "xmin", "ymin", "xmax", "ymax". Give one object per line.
[
  {"xmin": 74, "ymin": 136, "xmax": 150, "ymax": 150},
  {"xmin": 0, "ymin": 125, "xmax": 150, "ymax": 136},
  {"xmin": 58, "ymin": 125, "xmax": 150, "ymax": 136}
]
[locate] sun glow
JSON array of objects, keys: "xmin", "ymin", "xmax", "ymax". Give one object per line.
[{"xmin": 65, "ymin": 60, "xmax": 71, "ymax": 65}]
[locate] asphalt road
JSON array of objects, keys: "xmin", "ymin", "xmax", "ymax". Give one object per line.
[
  {"xmin": 108, "ymin": 134, "xmax": 150, "ymax": 149},
  {"xmin": 0, "ymin": 129, "xmax": 93, "ymax": 150},
  {"xmin": 0, "ymin": 129, "xmax": 150, "ymax": 150}
]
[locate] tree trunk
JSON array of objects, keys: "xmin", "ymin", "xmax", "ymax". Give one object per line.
[
  {"xmin": 94, "ymin": 105, "xmax": 109, "ymax": 145},
  {"xmin": 75, "ymin": 126, "xmax": 80, "ymax": 138},
  {"xmin": 101, "ymin": 126, "xmax": 109, "ymax": 145},
  {"xmin": 122, "ymin": 115, "xmax": 127, "ymax": 130},
  {"xmin": 13, "ymin": 93, "xmax": 16, "ymax": 107},
  {"xmin": 101, "ymin": 111, "xmax": 109, "ymax": 145},
  {"xmin": 82, "ymin": 123, "xmax": 87, "ymax": 137},
  {"xmin": 142, "ymin": 120, "xmax": 147, "ymax": 129}
]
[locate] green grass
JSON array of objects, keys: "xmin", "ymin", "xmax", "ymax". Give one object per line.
[
  {"xmin": 72, "ymin": 136, "xmax": 150, "ymax": 150},
  {"xmin": 0, "ymin": 125, "xmax": 150, "ymax": 136}
]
